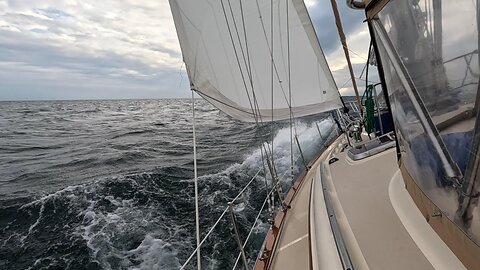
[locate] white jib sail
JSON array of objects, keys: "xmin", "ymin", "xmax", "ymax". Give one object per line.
[{"xmin": 169, "ymin": 0, "xmax": 342, "ymax": 122}]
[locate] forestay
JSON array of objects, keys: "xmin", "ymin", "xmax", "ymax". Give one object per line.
[{"xmin": 169, "ymin": 0, "xmax": 342, "ymax": 122}]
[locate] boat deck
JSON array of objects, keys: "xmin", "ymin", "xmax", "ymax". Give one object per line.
[
  {"xmin": 266, "ymin": 135, "xmax": 465, "ymax": 270},
  {"xmin": 269, "ymin": 168, "xmax": 312, "ymax": 270},
  {"xmin": 328, "ymin": 148, "xmax": 433, "ymax": 269}
]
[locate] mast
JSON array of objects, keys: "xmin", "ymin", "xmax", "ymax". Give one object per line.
[{"xmin": 329, "ymin": 0, "xmax": 363, "ymax": 116}]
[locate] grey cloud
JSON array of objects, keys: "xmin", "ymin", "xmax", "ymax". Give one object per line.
[
  {"xmin": 309, "ymin": 0, "xmax": 367, "ymax": 54},
  {"xmin": 0, "ymin": 31, "xmax": 152, "ymax": 78},
  {"xmin": 34, "ymin": 7, "xmax": 72, "ymax": 19},
  {"xmin": 0, "ymin": 30, "xmax": 187, "ymax": 100},
  {"xmin": 0, "ymin": 0, "xmax": 370, "ymax": 100},
  {"xmin": 0, "ymin": 63, "xmax": 186, "ymax": 100},
  {"xmin": 0, "ymin": 0, "xmax": 187, "ymax": 101}
]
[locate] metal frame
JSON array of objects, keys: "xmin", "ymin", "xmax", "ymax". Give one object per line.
[
  {"xmin": 365, "ymin": 0, "xmax": 390, "ymax": 19},
  {"xmin": 457, "ymin": 0, "xmax": 480, "ymax": 228},
  {"xmin": 366, "ymin": 0, "xmax": 480, "ymax": 266},
  {"xmin": 366, "ymin": 17, "xmax": 402, "ymax": 160},
  {"xmin": 320, "ymin": 161, "xmax": 354, "ymax": 270},
  {"xmin": 370, "ymin": 18, "xmax": 463, "ymax": 182}
]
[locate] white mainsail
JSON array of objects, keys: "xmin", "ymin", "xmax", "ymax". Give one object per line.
[{"xmin": 170, "ymin": 0, "xmax": 342, "ymax": 122}]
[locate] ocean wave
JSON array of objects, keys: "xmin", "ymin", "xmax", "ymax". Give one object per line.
[
  {"xmin": 110, "ymin": 130, "xmax": 156, "ymax": 140},
  {"xmin": 0, "ymin": 99, "xmax": 336, "ymax": 270}
]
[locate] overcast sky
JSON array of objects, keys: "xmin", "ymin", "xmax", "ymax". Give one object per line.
[{"xmin": 0, "ymin": 0, "xmax": 375, "ymax": 101}]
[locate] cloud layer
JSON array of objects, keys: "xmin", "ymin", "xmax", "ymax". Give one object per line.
[{"xmin": 0, "ymin": 0, "xmax": 372, "ymax": 100}]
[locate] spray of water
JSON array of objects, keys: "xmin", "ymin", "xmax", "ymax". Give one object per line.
[{"xmin": 2, "ymin": 117, "xmax": 336, "ymax": 270}]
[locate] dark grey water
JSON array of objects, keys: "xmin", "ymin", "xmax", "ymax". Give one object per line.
[{"xmin": 0, "ymin": 99, "xmax": 336, "ymax": 270}]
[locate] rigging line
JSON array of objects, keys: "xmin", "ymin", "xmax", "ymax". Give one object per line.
[
  {"xmin": 180, "ymin": 168, "xmax": 266, "ymax": 269},
  {"xmin": 295, "ymin": 134, "xmax": 308, "ymax": 171},
  {"xmin": 270, "ymin": 0, "xmax": 284, "ymax": 203},
  {"xmin": 226, "ymin": 0, "xmax": 249, "ymax": 68},
  {"xmin": 255, "ymin": 0, "xmax": 292, "ymax": 108},
  {"xmin": 336, "ymin": 76, "xmax": 378, "ymax": 93},
  {"xmin": 223, "ymin": 0, "xmax": 281, "ymax": 208},
  {"xmin": 175, "ymin": 4, "xmax": 201, "ymax": 81},
  {"xmin": 191, "ymin": 91, "xmax": 201, "ymax": 270},
  {"xmin": 287, "ymin": 0, "xmax": 294, "ymax": 182},
  {"xmin": 220, "ymin": 0, "xmax": 259, "ymax": 124},
  {"xmin": 239, "ymin": 0, "xmax": 254, "ymax": 83},
  {"xmin": 355, "ymin": 76, "xmax": 379, "ymax": 84},
  {"xmin": 277, "ymin": 0, "xmax": 289, "ymax": 77},
  {"xmin": 196, "ymin": 95, "xmax": 275, "ymax": 188},
  {"xmin": 228, "ymin": 0, "xmax": 271, "ymax": 141},
  {"xmin": 341, "ymin": 45, "xmax": 368, "ymax": 61},
  {"xmin": 238, "ymin": 0, "xmax": 266, "ymax": 126},
  {"xmin": 180, "ymin": 206, "xmax": 229, "ymax": 270},
  {"xmin": 292, "ymin": 115, "xmax": 308, "ymax": 171},
  {"xmin": 226, "ymin": 0, "xmax": 270, "ymax": 142},
  {"xmin": 271, "ymin": 0, "xmax": 274, "ymax": 152},
  {"xmin": 225, "ymin": 0, "xmax": 267, "ymax": 135},
  {"xmin": 339, "ymin": 78, "xmax": 352, "ymax": 89},
  {"xmin": 226, "ymin": 0, "xmax": 256, "ymax": 110},
  {"xmin": 221, "ymin": 0, "xmax": 279, "ymax": 202},
  {"xmin": 226, "ymin": 0, "xmax": 276, "ymax": 180},
  {"xmin": 232, "ymin": 186, "xmax": 276, "ymax": 270},
  {"xmin": 359, "ymin": 60, "xmax": 368, "ymax": 79},
  {"xmin": 178, "ymin": 62, "xmax": 185, "ymax": 89},
  {"xmin": 259, "ymin": 143, "xmax": 274, "ymax": 219},
  {"xmin": 365, "ymin": 39, "xmax": 372, "ymax": 95},
  {"xmin": 228, "ymin": 204, "xmax": 249, "ymax": 270},
  {"xmin": 262, "ymin": 4, "xmax": 286, "ymax": 188},
  {"xmin": 251, "ymin": 127, "xmax": 277, "ymax": 211},
  {"xmin": 329, "ymin": 0, "xmax": 363, "ymax": 116},
  {"xmin": 240, "ymin": 23, "xmax": 269, "ymax": 134},
  {"xmin": 193, "ymin": 90, "xmax": 254, "ymax": 116},
  {"xmin": 231, "ymin": 168, "xmax": 263, "ymax": 203},
  {"xmin": 256, "ymin": 131, "xmax": 280, "ymax": 209},
  {"xmin": 260, "ymin": 140, "xmax": 284, "ymax": 205},
  {"xmin": 443, "ymin": 50, "xmax": 479, "ymax": 64}
]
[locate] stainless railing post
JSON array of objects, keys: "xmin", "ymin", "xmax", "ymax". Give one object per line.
[
  {"xmin": 228, "ymin": 202, "xmax": 250, "ymax": 270},
  {"xmin": 336, "ymin": 109, "xmax": 347, "ymax": 129},
  {"xmin": 295, "ymin": 135, "xmax": 308, "ymax": 171},
  {"xmin": 315, "ymin": 121, "xmax": 324, "ymax": 141}
]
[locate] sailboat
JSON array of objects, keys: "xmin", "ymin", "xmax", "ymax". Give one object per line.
[{"xmin": 169, "ymin": 0, "xmax": 480, "ymax": 269}]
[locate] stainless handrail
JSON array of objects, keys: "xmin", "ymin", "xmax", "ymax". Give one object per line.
[
  {"xmin": 320, "ymin": 162, "xmax": 354, "ymax": 270},
  {"xmin": 346, "ymin": 0, "xmax": 366, "ymax": 9}
]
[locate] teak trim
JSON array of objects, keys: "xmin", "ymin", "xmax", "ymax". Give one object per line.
[
  {"xmin": 365, "ymin": 0, "xmax": 390, "ymax": 19},
  {"xmin": 254, "ymin": 133, "xmax": 341, "ymax": 270},
  {"xmin": 400, "ymin": 160, "xmax": 480, "ymax": 270}
]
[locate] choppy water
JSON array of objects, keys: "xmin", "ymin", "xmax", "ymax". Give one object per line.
[{"xmin": 0, "ymin": 99, "xmax": 337, "ymax": 270}]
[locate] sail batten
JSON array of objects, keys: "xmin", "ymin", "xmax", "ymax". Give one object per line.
[{"xmin": 170, "ymin": 0, "xmax": 342, "ymax": 122}]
